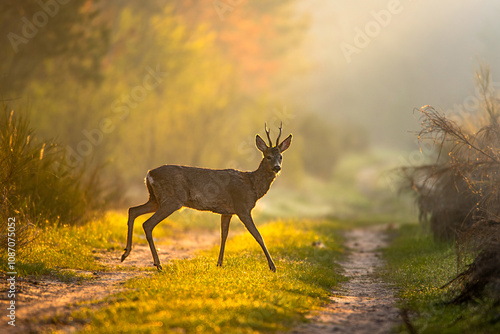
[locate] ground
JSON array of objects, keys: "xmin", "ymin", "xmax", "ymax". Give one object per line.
[
  {"xmin": 1, "ymin": 226, "xmax": 400, "ymax": 333},
  {"xmin": 291, "ymin": 226, "xmax": 400, "ymax": 333},
  {"xmin": 0, "ymin": 231, "xmax": 220, "ymax": 334}
]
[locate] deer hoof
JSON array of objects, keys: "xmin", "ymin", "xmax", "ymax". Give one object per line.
[
  {"xmin": 120, "ymin": 250, "xmax": 130, "ymax": 262},
  {"xmin": 269, "ymin": 263, "xmax": 276, "ymax": 273},
  {"xmin": 155, "ymin": 263, "xmax": 163, "ymax": 271}
]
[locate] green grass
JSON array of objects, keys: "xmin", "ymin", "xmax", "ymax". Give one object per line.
[
  {"xmin": 0, "ymin": 212, "xmax": 124, "ymax": 277},
  {"xmin": 0, "ymin": 210, "xmax": 347, "ymax": 332},
  {"xmin": 0, "ymin": 208, "xmax": 251, "ymax": 279},
  {"xmin": 383, "ymin": 223, "xmax": 500, "ymax": 333},
  {"xmin": 72, "ymin": 219, "xmax": 346, "ymax": 333}
]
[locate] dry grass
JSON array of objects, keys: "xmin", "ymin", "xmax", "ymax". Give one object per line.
[
  {"xmin": 402, "ymin": 65, "xmax": 500, "ymax": 304},
  {"xmin": 0, "ymin": 104, "xmax": 107, "ymax": 258}
]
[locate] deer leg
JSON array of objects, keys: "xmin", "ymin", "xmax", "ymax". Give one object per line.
[
  {"xmin": 143, "ymin": 201, "xmax": 181, "ymax": 270},
  {"xmin": 121, "ymin": 200, "xmax": 158, "ymax": 262},
  {"xmin": 217, "ymin": 214, "xmax": 232, "ymax": 267},
  {"xmin": 237, "ymin": 213, "xmax": 276, "ymax": 272}
]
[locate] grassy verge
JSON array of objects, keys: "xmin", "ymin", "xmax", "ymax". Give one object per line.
[
  {"xmin": 0, "ymin": 212, "xmax": 126, "ymax": 278},
  {"xmin": 72, "ymin": 219, "xmax": 346, "ymax": 333},
  {"xmin": 383, "ymin": 223, "xmax": 500, "ymax": 333},
  {"xmin": 0, "ymin": 209, "xmax": 244, "ymax": 279}
]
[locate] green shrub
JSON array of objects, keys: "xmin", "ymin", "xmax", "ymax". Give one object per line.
[{"xmin": 0, "ymin": 104, "xmax": 105, "ymax": 255}]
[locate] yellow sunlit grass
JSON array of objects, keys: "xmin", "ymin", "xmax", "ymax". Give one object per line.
[{"xmin": 73, "ymin": 219, "xmax": 346, "ymax": 333}]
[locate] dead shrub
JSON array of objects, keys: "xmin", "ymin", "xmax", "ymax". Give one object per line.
[{"xmin": 403, "ymin": 65, "xmax": 500, "ymax": 302}]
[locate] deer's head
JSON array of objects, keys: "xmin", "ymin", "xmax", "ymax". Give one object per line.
[{"xmin": 256, "ymin": 123, "xmax": 292, "ymax": 174}]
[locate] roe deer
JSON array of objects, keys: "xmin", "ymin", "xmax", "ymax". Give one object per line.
[{"xmin": 121, "ymin": 123, "xmax": 292, "ymax": 272}]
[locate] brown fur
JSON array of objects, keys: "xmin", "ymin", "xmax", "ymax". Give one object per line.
[{"xmin": 121, "ymin": 126, "xmax": 292, "ymax": 272}]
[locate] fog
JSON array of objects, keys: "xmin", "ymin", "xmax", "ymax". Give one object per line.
[{"xmin": 290, "ymin": 0, "xmax": 500, "ymax": 148}]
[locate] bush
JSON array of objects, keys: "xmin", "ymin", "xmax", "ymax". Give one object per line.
[
  {"xmin": 402, "ymin": 65, "xmax": 500, "ymax": 304},
  {"xmin": 0, "ymin": 104, "xmax": 105, "ymax": 254}
]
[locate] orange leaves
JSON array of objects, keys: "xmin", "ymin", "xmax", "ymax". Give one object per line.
[{"xmin": 173, "ymin": 0, "xmax": 299, "ymax": 93}]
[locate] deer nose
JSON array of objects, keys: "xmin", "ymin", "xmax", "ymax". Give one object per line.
[{"xmin": 272, "ymin": 165, "xmax": 281, "ymax": 173}]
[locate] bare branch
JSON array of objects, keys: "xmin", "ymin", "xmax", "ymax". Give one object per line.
[{"xmin": 418, "ymin": 106, "xmax": 500, "ymax": 164}]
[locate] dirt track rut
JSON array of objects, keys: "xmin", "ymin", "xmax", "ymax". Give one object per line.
[{"xmin": 292, "ymin": 227, "xmax": 400, "ymax": 334}]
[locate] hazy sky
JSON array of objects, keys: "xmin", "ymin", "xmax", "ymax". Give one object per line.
[{"xmin": 291, "ymin": 0, "xmax": 500, "ymax": 148}]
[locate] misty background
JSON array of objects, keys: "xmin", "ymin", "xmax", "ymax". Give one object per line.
[
  {"xmin": 2, "ymin": 0, "xmax": 500, "ymax": 220},
  {"xmin": 294, "ymin": 0, "xmax": 500, "ymax": 148}
]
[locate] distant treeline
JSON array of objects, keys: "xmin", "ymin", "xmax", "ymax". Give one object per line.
[{"xmin": 1, "ymin": 1, "xmax": 367, "ymax": 201}]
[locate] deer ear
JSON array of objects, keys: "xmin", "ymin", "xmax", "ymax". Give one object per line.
[
  {"xmin": 256, "ymin": 135, "xmax": 268, "ymax": 152},
  {"xmin": 278, "ymin": 134, "xmax": 292, "ymax": 152}
]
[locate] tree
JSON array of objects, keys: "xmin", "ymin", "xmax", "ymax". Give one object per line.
[{"xmin": 0, "ymin": 0, "xmax": 109, "ymax": 96}]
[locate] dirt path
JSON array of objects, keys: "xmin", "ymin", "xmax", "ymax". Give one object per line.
[
  {"xmin": 292, "ymin": 227, "xmax": 400, "ymax": 334},
  {"xmin": 0, "ymin": 230, "xmax": 219, "ymax": 334}
]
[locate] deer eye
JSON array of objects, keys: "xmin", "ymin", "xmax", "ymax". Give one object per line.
[
  {"xmin": 279, "ymin": 156, "xmax": 283, "ymax": 161},
  {"xmin": 267, "ymin": 156, "xmax": 271, "ymax": 160}
]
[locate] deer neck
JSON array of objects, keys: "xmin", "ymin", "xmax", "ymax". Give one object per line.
[{"xmin": 250, "ymin": 159, "xmax": 277, "ymax": 200}]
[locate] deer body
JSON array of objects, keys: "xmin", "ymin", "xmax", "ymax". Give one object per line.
[
  {"xmin": 146, "ymin": 163, "xmax": 275, "ymax": 215},
  {"xmin": 121, "ymin": 124, "xmax": 292, "ymax": 272}
]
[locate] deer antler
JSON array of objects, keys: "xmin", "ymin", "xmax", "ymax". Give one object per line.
[
  {"xmin": 275, "ymin": 122, "xmax": 282, "ymax": 146},
  {"xmin": 265, "ymin": 123, "xmax": 272, "ymax": 147}
]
